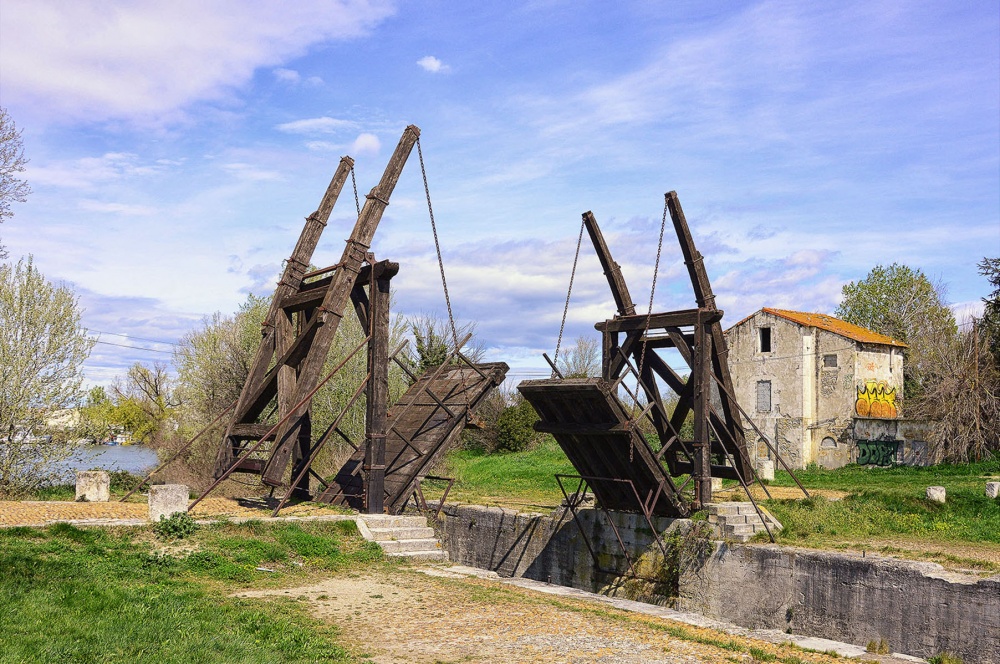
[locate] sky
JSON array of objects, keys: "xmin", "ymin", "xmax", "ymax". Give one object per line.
[{"xmin": 1, "ymin": 0, "xmax": 998, "ymax": 387}]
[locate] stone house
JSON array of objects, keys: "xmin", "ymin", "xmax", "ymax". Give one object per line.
[{"xmin": 724, "ymin": 308, "xmax": 910, "ymax": 469}]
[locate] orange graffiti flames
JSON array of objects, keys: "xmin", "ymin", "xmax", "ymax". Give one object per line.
[{"xmin": 855, "ymin": 380, "xmax": 898, "ymax": 419}]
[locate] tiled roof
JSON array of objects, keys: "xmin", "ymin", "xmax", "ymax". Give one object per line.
[{"xmin": 757, "ymin": 308, "xmax": 908, "ymax": 348}]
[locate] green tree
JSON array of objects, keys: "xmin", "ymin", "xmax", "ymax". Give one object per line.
[
  {"xmin": 836, "ymin": 263, "xmax": 956, "ymax": 400},
  {"xmin": 0, "ymin": 107, "xmax": 31, "ymax": 257},
  {"xmin": 407, "ymin": 314, "xmax": 484, "ymax": 375},
  {"xmin": 979, "ymin": 257, "xmax": 1000, "ymax": 364},
  {"xmin": 0, "ymin": 256, "xmax": 94, "ymax": 496}
]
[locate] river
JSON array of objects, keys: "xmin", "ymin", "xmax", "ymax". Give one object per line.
[{"xmin": 49, "ymin": 445, "xmax": 160, "ymax": 483}]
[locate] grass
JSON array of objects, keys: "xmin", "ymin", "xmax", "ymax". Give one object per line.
[
  {"xmin": 0, "ymin": 519, "xmax": 383, "ymax": 663},
  {"xmin": 433, "ymin": 436, "xmax": 575, "ymax": 509},
  {"xmin": 760, "ymin": 456, "xmax": 1000, "ymax": 561}
]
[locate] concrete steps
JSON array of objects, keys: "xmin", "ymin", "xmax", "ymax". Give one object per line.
[
  {"xmin": 356, "ymin": 514, "xmax": 448, "ymax": 562},
  {"xmin": 706, "ymin": 502, "xmax": 782, "ymax": 542}
]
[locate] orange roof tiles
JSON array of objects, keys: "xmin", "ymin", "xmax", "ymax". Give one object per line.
[{"xmin": 758, "ymin": 308, "xmax": 907, "ymax": 348}]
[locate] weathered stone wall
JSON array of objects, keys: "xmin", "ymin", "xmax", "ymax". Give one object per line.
[
  {"xmin": 678, "ymin": 543, "xmax": 1000, "ymax": 663},
  {"xmin": 438, "ymin": 503, "xmax": 1000, "ymax": 664}
]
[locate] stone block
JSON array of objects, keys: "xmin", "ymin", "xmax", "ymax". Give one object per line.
[
  {"xmin": 926, "ymin": 486, "xmax": 946, "ymax": 503},
  {"xmin": 986, "ymin": 482, "xmax": 1000, "ymax": 499},
  {"xmin": 757, "ymin": 459, "xmax": 775, "ymax": 482},
  {"xmin": 75, "ymin": 470, "xmax": 110, "ymax": 502},
  {"xmin": 710, "ymin": 477, "xmax": 724, "ymax": 492},
  {"xmin": 149, "ymin": 484, "xmax": 189, "ymax": 522}
]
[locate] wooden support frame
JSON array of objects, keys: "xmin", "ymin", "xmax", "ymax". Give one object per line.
[{"xmin": 206, "ymin": 125, "xmax": 508, "ymax": 517}]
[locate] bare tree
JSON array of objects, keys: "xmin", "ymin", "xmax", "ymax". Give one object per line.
[
  {"xmin": 0, "ymin": 108, "xmax": 31, "ymax": 258},
  {"xmin": 0, "ymin": 257, "xmax": 93, "ymax": 496},
  {"xmin": 916, "ymin": 321, "xmax": 1000, "ymax": 463},
  {"xmin": 558, "ymin": 335, "xmax": 601, "ymax": 378}
]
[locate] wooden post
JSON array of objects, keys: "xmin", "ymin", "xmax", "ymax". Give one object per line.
[
  {"xmin": 693, "ymin": 317, "xmax": 713, "ymax": 508},
  {"xmin": 364, "ymin": 266, "xmax": 391, "ymax": 514}
]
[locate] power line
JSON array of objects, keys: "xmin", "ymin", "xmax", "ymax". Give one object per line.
[
  {"xmin": 91, "ymin": 339, "xmax": 174, "ymax": 354},
  {"xmin": 89, "ymin": 329, "xmax": 179, "ymax": 346}
]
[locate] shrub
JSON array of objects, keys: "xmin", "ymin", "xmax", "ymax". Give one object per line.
[
  {"xmin": 493, "ymin": 398, "xmax": 541, "ymax": 453},
  {"xmin": 153, "ymin": 512, "xmax": 199, "ymax": 540}
]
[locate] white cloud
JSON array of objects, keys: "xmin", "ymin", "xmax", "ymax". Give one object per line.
[
  {"xmin": 273, "ymin": 68, "xmax": 301, "ymax": 83},
  {"xmin": 78, "ymin": 200, "xmax": 156, "ymax": 216},
  {"xmin": 417, "ymin": 55, "xmax": 450, "ymax": 73},
  {"xmin": 276, "ymin": 116, "xmax": 358, "ymax": 134},
  {"xmin": 222, "ymin": 163, "xmax": 283, "ymax": 182},
  {"xmin": 26, "ymin": 153, "xmax": 162, "ymax": 189},
  {"xmin": 0, "ymin": 0, "xmax": 396, "ymax": 123},
  {"xmin": 351, "ymin": 133, "xmax": 381, "ymax": 155}
]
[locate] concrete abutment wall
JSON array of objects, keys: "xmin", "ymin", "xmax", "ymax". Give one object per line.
[{"xmin": 436, "ymin": 503, "xmax": 1000, "ymax": 664}]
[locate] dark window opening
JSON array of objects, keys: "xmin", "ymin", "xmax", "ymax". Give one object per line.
[
  {"xmin": 823, "ymin": 354, "xmax": 838, "ymax": 368},
  {"xmin": 759, "ymin": 327, "xmax": 772, "ymax": 353}
]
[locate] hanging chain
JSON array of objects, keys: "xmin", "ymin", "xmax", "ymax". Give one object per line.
[
  {"xmin": 634, "ymin": 196, "xmax": 669, "ymax": 399},
  {"xmin": 627, "ymin": 196, "xmax": 669, "ymax": 463},
  {"xmin": 553, "ymin": 219, "xmax": 586, "ymax": 378},
  {"xmin": 416, "ymin": 137, "xmax": 459, "ymax": 351},
  {"xmin": 350, "ymin": 165, "xmax": 361, "ymax": 218}
]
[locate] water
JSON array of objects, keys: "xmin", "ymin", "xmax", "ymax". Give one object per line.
[{"xmin": 48, "ymin": 445, "xmax": 160, "ymax": 483}]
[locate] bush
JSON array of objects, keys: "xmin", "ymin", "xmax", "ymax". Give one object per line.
[
  {"xmin": 493, "ymin": 398, "xmax": 541, "ymax": 453},
  {"xmin": 153, "ymin": 512, "xmax": 199, "ymax": 540}
]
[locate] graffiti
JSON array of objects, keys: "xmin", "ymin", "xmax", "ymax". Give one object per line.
[
  {"xmin": 857, "ymin": 439, "xmax": 899, "ymax": 466},
  {"xmin": 855, "ymin": 380, "xmax": 898, "ymax": 419}
]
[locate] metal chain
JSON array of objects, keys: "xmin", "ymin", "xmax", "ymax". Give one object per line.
[
  {"xmin": 634, "ymin": 196, "xmax": 669, "ymax": 400},
  {"xmin": 416, "ymin": 137, "xmax": 459, "ymax": 351},
  {"xmin": 350, "ymin": 165, "xmax": 361, "ymax": 217},
  {"xmin": 553, "ymin": 219, "xmax": 586, "ymax": 378}
]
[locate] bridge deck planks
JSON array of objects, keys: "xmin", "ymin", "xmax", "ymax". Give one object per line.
[{"xmin": 518, "ymin": 378, "xmax": 686, "ymax": 518}]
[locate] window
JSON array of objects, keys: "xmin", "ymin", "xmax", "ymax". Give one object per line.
[
  {"xmin": 759, "ymin": 327, "xmax": 772, "ymax": 353},
  {"xmin": 756, "ymin": 380, "xmax": 772, "ymax": 412},
  {"xmin": 823, "ymin": 354, "xmax": 838, "ymax": 368},
  {"xmin": 821, "ymin": 436, "xmax": 837, "ymax": 448}
]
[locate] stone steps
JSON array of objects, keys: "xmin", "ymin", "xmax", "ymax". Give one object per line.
[
  {"xmin": 356, "ymin": 514, "xmax": 448, "ymax": 562},
  {"xmin": 706, "ymin": 502, "xmax": 782, "ymax": 542}
]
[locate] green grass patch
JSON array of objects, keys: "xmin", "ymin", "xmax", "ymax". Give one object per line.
[
  {"xmin": 436, "ymin": 436, "xmax": 575, "ymax": 508},
  {"xmin": 758, "ymin": 455, "xmax": 1000, "ymax": 562},
  {"xmin": 0, "ymin": 520, "xmax": 382, "ymax": 662}
]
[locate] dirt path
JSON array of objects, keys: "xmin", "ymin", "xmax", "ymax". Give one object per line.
[
  {"xmin": 0, "ymin": 496, "xmax": 344, "ymax": 527},
  {"xmin": 236, "ymin": 568, "xmax": 894, "ymax": 664}
]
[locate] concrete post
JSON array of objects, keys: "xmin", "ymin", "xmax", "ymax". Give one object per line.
[
  {"xmin": 75, "ymin": 471, "xmax": 110, "ymax": 502},
  {"xmin": 149, "ymin": 484, "xmax": 189, "ymax": 522},
  {"xmin": 926, "ymin": 486, "xmax": 946, "ymax": 503}
]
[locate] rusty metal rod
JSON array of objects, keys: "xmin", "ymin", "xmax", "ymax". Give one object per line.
[
  {"xmin": 119, "ymin": 402, "xmax": 236, "ymax": 502},
  {"xmin": 189, "ymin": 334, "xmax": 371, "ymax": 511}
]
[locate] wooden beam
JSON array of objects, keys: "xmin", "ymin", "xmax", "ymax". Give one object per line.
[
  {"xmin": 263, "ymin": 126, "xmax": 420, "ymax": 487},
  {"xmin": 215, "ymin": 157, "xmax": 354, "ymax": 478},
  {"xmin": 595, "ymin": 308, "xmax": 723, "ymax": 333},
  {"xmin": 282, "ymin": 262, "xmax": 400, "ymax": 313},
  {"xmin": 583, "ymin": 211, "xmax": 636, "ymax": 317}
]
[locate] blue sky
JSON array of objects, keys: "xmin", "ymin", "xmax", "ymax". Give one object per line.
[{"xmin": 1, "ymin": 0, "xmax": 998, "ymax": 386}]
